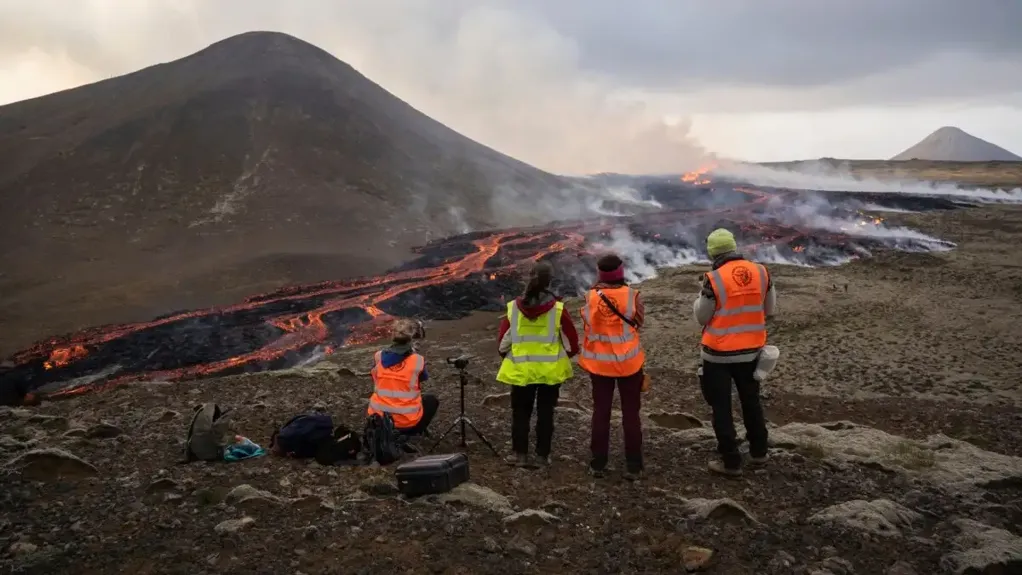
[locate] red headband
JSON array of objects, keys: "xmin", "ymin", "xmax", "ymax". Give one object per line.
[{"xmin": 598, "ymin": 265, "xmax": 625, "ymax": 282}]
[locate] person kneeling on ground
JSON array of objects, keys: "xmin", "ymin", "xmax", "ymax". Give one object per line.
[
  {"xmin": 579, "ymin": 253, "xmax": 647, "ymax": 480},
  {"xmin": 367, "ymin": 319, "xmax": 439, "ymax": 437},
  {"xmin": 693, "ymin": 228, "xmax": 776, "ymax": 477},
  {"xmin": 496, "ymin": 262, "xmax": 579, "ymax": 468}
]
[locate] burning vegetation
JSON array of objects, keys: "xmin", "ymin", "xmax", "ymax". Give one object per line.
[{"xmin": 2, "ymin": 169, "xmax": 970, "ymax": 397}]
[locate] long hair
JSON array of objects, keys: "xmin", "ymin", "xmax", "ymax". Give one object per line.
[{"xmin": 523, "ymin": 261, "xmax": 553, "ymax": 301}]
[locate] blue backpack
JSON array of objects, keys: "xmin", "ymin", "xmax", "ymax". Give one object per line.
[{"xmin": 272, "ymin": 414, "xmax": 335, "ymax": 458}]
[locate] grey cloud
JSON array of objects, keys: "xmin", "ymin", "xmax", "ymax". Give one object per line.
[{"xmin": 523, "ymin": 0, "xmax": 1022, "ymax": 90}]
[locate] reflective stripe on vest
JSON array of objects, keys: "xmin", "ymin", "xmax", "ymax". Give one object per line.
[
  {"xmin": 368, "ymin": 351, "xmax": 424, "ymax": 418},
  {"xmin": 703, "ymin": 261, "xmax": 768, "ymax": 351},
  {"xmin": 578, "ymin": 287, "xmax": 645, "ymax": 376},
  {"xmin": 505, "ymin": 301, "xmax": 568, "ymax": 364},
  {"xmin": 579, "ymin": 289, "xmax": 637, "ymax": 344},
  {"xmin": 497, "ymin": 301, "xmax": 573, "ymax": 385}
]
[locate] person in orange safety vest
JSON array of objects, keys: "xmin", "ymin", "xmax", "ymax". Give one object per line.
[
  {"xmin": 693, "ymin": 228, "xmax": 776, "ymax": 477},
  {"xmin": 578, "ymin": 253, "xmax": 646, "ymax": 480},
  {"xmin": 367, "ymin": 319, "xmax": 439, "ymax": 436}
]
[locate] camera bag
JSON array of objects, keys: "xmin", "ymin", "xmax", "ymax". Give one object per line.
[{"xmin": 394, "ymin": 452, "xmax": 470, "ymax": 496}]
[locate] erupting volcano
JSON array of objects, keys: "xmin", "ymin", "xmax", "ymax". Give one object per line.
[{"xmin": 2, "ymin": 167, "xmax": 983, "ymax": 398}]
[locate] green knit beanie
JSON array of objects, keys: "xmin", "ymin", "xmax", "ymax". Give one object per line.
[{"xmin": 706, "ymin": 228, "xmax": 737, "ymax": 257}]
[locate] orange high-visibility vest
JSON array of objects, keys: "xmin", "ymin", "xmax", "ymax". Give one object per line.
[
  {"xmin": 367, "ymin": 351, "xmax": 425, "ymax": 429},
  {"xmin": 578, "ymin": 286, "xmax": 645, "ymax": 377},
  {"xmin": 701, "ymin": 260, "xmax": 769, "ymax": 352}
]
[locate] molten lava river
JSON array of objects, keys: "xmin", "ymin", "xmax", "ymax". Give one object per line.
[{"xmin": 1, "ymin": 174, "xmax": 978, "ymax": 397}]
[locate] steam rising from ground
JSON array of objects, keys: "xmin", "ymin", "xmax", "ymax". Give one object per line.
[
  {"xmin": 591, "ymin": 228, "xmax": 705, "ymax": 283},
  {"xmin": 535, "ymin": 162, "xmax": 1022, "ymax": 286},
  {"xmin": 488, "ymin": 178, "xmax": 664, "ymax": 227},
  {"xmin": 718, "ymin": 161, "xmax": 1022, "ymax": 202}
]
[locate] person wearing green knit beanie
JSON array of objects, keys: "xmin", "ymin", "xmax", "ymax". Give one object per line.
[
  {"xmin": 706, "ymin": 228, "xmax": 738, "ymax": 258},
  {"xmin": 692, "ymin": 228, "xmax": 777, "ymax": 477}
]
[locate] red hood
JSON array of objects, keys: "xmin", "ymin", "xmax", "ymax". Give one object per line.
[{"xmin": 515, "ymin": 293, "xmax": 558, "ymax": 319}]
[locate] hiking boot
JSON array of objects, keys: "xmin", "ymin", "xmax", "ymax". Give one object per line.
[
  {"xmin": 622, "ymin": 468, "xmax": 643, "ymax": 481},
  {"xmin": 623, "ymin": 459, "xmax": 643, "ymax": 481},
  {"xmin": 505, "ymin": 453, "xmax": 530, "ymax": 468},
  {"xmin": 708, "ymin": 460, "xmax": 743, "ymax": 477},
  {"xmin": 534, "ymin": 455, "xmax": 551, "ymax": 468},
  {"xmin": 589, "ymin": 455, "xmax": 608, "ymax": 478},
  {"xmin": 588, "ymin": 465, "xmax": 606, "ymax": 478},
  {"xmin": 748, "ymin": 453, "xmax": 769, "ymax": 466}
]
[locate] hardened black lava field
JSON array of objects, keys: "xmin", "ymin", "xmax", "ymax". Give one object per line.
[{"xmin": 0, "ymin": 177, "xmax": 967, "ymax": 397}]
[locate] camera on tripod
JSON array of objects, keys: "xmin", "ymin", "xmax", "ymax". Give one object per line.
[
  {"xmin": 445, "ymin": 355, "xmax": 472, "ymax": 371},
  {"xmin": 430, "ymin": 353, "xmax": 498, "ymax": 456}
]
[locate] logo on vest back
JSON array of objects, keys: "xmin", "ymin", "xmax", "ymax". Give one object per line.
[
  {"xmin": 596, "ymin": 297, "xmax": 623, "ymax": 320},
  {"xmin": 731, "ymin": 265, "xmax": 754, "ymax": 287},
  {"xmin": 383, "ymin": 358, "xmax": 407, "ymax": 371}
]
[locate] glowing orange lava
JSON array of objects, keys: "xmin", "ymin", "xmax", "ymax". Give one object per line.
[
  {"xmin": 10, "ymin": 173, "xmax": 902, "ymax": 398},
  {"xmin": 680, "ymin": 162, "xmax": 718, "ymax": 185},
  {"xmin": 43, "ymin": 345, "xmax": 87, "ymax": 370}
]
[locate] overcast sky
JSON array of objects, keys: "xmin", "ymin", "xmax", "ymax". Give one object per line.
[{"xmin": 1, "ymin": 0, "xmax": 1020, "ymax": 174}]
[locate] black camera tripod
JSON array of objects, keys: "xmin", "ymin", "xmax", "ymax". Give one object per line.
[{"xmin": 429, "ymin": 356, "xmax": 500, "ymax": 456}]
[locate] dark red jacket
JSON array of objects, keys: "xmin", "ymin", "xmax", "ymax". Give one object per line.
[{"xmin": 497, "ymin": 291, "xmax": 580, "ymax": 357}]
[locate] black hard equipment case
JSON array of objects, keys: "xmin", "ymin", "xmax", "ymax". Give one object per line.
[{"xmin": 394, "ymin": 453, "xmax": 470, "ymax": 496}]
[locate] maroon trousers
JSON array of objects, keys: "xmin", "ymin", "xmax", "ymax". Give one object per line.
[{"xmin": 589, "ymin": 369, "xmax": 644, "ymax": 470}]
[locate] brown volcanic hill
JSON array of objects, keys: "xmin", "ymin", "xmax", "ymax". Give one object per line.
[
  {"xmin": 0, "ymin": 31, "xmax": 564, "ymax": 355},
  {"xmin": 890, "ymin": 126, "xmax": 1022, "ymax": 162}
]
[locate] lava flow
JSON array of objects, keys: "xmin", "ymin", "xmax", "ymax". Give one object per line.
[{"xmin": 2, "ymin": 172, "xmax": 969, "ymax": 397}]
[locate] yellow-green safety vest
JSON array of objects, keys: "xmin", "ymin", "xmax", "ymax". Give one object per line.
[{"xmin": 496, "ymin": 300, "xmax": 574, "ymax": 386}]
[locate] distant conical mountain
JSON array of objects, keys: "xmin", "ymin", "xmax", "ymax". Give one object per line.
[{"xmin": 890, "ymin": 126, "xmax": 1022, "ymax": 162}]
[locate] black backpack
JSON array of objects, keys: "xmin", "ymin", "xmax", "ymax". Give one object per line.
[
  {"xmin": 362, "ymin": 413, "xmax": 404, "ymax": 465},
  {"xmin": 314, "ymin": 424, "xmax": 363, "ymax": 466},
  {"xmin": 272, "ymin": 414, "xmax": 335, "ymax": 458}
]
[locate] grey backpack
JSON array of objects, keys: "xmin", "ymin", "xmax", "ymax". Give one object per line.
[{"xmin": 184, "ymin": 403, "xmax": 233, "ymax": 462}]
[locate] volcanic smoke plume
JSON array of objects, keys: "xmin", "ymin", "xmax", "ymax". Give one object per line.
[{"xmin": 1, "ymin": 169, "xmax": 1013, "ymax": 397}]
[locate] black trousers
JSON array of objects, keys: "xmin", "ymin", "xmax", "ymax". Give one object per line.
[
  {"xmin": 700, "ymin": 360, "xmax": 768, "ymax": 469},
  {"xmin": 398, "ymin": 393, "xmax": 440, "ymax": 436},
  {"xmin": 510, "ymin": 384, "xmax": 561, "ymax": 457}
]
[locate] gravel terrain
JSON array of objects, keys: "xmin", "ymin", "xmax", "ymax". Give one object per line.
[{"xmin": 2, "ymin": 203, "xmax": 1021, "ymax": 574}]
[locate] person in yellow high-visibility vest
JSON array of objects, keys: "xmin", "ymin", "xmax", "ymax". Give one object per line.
[{"xmin": 496, "ymin": 262, "xmax": 579, "ymax": 468}]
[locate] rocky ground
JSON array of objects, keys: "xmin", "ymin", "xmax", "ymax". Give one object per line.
[{"xmin": 2, "ymin": 204, "xmax": 1022, "ymax": 574}]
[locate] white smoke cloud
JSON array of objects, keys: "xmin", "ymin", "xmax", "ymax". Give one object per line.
[
  {"xmin": 782, "ymin": 197, "xmax": 950, "ymax": 245},
  {"xmin": 590, "ymin": 228, "xmax": 705, "ymax": 283},
  {"xmin": 750, "ymin": 244, "xmax": 854, "ymax": 268},
  {"xmin": 563, "ymin": 177, "xmax": 970, "ymax": 286},
  {"xmin": 718, "ymin": 161, "xmax": 1022, "ymax": 203},
  {"xmin": 859, "ymin": 202, "xmax": 918, "ymax": 213},
  {"xmin": 447, "ymin": 206, "xmax": 472, "ymax": 234}
]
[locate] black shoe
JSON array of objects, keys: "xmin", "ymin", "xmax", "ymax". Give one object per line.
[
  {"xmin": 748, "ymin": 453, "xmax": 769, "ymax": 466},
  {"xmin": 589, "ymin": 455, "xmax": 608, "ymax": 478},
  {"xmin": 505, "ymin": 453, "xmax": 530, "ymax": 468},
  {"xmin": 708, "ymin": 460, "xmax": 743, "ymax": 477},
  {"xmin": 624, "ymin": 460, "xmax": 643, "ymax": 481}
]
